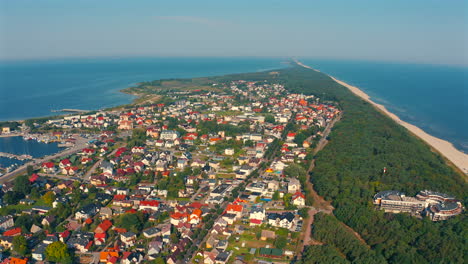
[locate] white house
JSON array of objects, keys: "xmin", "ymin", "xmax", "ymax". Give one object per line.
[
  {"xmin": 267, "ymin": 212, "xmax": 296, "ymax": 229},
  {"xmin": 292, "ymin": 191, "xmax": 306, "ymax": 207},
  {"xmin": 224, "ymin": 148, "xmax": 235, "ymax": 156},
  {"xmin": 288, "ymin": 178, "xmax": 301, "ymax": 193},
  {"xmin": 160, "ymin": 130, "xmax": 180, "ymax": 140},
  {"xmin": 120, "ymin": 232, "xmax": 137, "ymax": 247}
]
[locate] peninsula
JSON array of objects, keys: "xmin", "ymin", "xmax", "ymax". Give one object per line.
[{"xmin": 0, "ymin": 63, "xmax": 465, "ymax": 264}]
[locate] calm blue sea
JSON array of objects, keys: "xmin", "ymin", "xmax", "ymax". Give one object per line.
[
  {"xmin": 302, "ymin": 58, "xmax": 468, "ymax": 153},
  {"xmin": 0, "ymin": 57, "xmax": 288, "ymax": 121},
  {"xmin": 0, "ymin": 57, "xmax": 466, "ymax": 154}
]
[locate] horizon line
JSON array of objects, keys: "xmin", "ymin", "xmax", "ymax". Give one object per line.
[{"xmin": 0, "ymin": 54, "xmax": 466, "ymax": 68}]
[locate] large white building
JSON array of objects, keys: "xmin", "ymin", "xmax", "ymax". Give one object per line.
[
  {"xmin": 374, "ymin": 190, "xmax": 463, "ymax": 221},
  {"xmin": 160, "ymin": 130, "xmax": 180, "ymax": 140}
]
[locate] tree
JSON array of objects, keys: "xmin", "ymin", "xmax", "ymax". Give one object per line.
[
  {"xmin": 256, "ymin": 231, "xmax": 262, "ymax": 240},
  {"xmin": 283, "ymin": 193, "xmax": 293, "ymax": 208},
  {"xmin": 298, "ymin": 207, "xmax": 309, "ymax": 219},
  {"xmin": 274, "ymin": 236, "xmax": 288, "ymax": 249},
  {"xmin": 46, "ymin": 241, "xmax": 73, "ymax": 263},
  {"xmin": 170, "ymin": 232, "xmax": 180, "ymax": 244},
  {"xmin": 13, "ymin": 235, "xmax": 28, "ymax": 255},
  {"xmin": 43, "ymin": 191, "xmax": 56, "ymax": 205},
  {"xmin": 3, "ymin": 191, "xmax": 22, "ymax": 204},
  {"xmin": 294, "ymin": 133, "xmax": 307, "ymax": 146},
  {"xmin": 15, "ymin": 215, "xmax": 33, "ymax": 231},
  {"xmin": 153, "ymin": 257, "xmax": 166, "ymax": 264},
  {"xmin": 265, "ymin": 114, "xmax": 275, "ymax": 124},
  {"xmin": 244, "ymin": 140, "xmax": 254, "ymax": 147},
  {"xmin": 30, "ymin": 187, "xmax": 40, "ymax": 199},
  {"xmin": 26, "ymin": 165, "xmax": 34, "ymax": 175},
  {"xmin": 117, "ymin": 213, "xmax": 143, "ymax": 233},
  {"xmin": 13, "ymin": 175, "xmax": 31, "ymax": 195},
  {"xmin": 272, "ymin": 191, "xmax": 280, "ymax": 201}
]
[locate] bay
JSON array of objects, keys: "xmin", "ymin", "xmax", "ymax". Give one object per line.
[{"xmin": 0, "ymin": 57, "xmax": 287, "ymax": 121}]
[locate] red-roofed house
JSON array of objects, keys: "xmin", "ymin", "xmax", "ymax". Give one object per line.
[
  {"xmin": 59, "ymin": 159, "xmax": 71, "ymax": 168},
  {"xmin": 29, "ymin": 173, "xmax": 39, "ymax": 183},
  {"xmin": 286, "ymin": 133, "xmax": 296, "ymax": 141},
  {"xmin": 249, "ymin": 219, "xmax": 262, "ymax": 226},
  {"xmin": 81, "ymin": 148, "xmax": 95, "ymax": 155},
  {"xmin": 63, "ymin": 166, "xmax": 79, "ymax": 176},
  {"xmin": 41, "ymin": 162, "xmax": 56, "ymax": 173},
  {"xmin": 95, "ymin": 220, "xmax": 113, "ymax": 234},
  {"xmin": 3, "ymin": 227, "xmax": 21, "ymax": 236},
  {"xmin": 170, "ymin": 212, "xmax": 187, "ymax": 225},
  {"xmin": 139, "ymin": 200, "xmax": 159, "ymax": 211},
  {"xmin": 81, "ymin": 157, "xmax": 93, "ymax": 165},
  {"xmin": 94, "ymin": 232, "xmax": 107, "ymax": 246},
  {"xmin": 59, "ymin": 230, "xmax": 70, "ymax": 242},
  {"xmin": 292, "ymin": 191, "xmax": 306, "ymax": 206},
  {"xmin": 113, "ymin": 195, "xmax": 132, "ymax": 207}
]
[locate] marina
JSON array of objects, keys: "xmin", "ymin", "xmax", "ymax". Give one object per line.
[{"xmin": 0, "ymin": 136, "xmax": 64, "ymax": 168}]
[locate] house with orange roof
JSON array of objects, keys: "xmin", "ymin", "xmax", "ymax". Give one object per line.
[
  {"xmin": 100, "ymin": 252, "xmax": 119, "ymax": 263},
  {"xmin": 170, "ymin": 212, "xmax": 187, "ymax": 225},
  {"xmin": 226, "ymin": 203, "xmax": 243, "ymax": 218},
  {"xmin": 188, "ymin": 209, "xmax": 203, "ymax": 225},
  {"xmin": 113, "ymin": 195, "xmax": 132, "ymax": 207},
  {"xmin": 6, "ymin": 258, "xmax": 28, "ymax": 264},
  {"xmin": 118, "ymin": 120, "xmax": 133, "ymax": 130}
]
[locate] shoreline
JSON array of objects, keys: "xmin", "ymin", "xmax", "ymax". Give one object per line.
[{"xmin": 294, "ymin": 60, "xmax": 468, "ymax": 175}]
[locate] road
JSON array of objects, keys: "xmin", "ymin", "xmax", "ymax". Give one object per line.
[
  {"xmin": 0, "ymin": 136, "xmax": 89, "ymax": 184},
  {"xmin": 297, "ymin": 114, "xmax": 340, "ymax": 257},
  {"xmin": 83, "ymin": 143, "xmax": 124, "ymax": 181}
]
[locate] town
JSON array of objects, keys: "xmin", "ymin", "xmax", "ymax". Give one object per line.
[{"xmin": 0, "ymin": 80, "xmax": 340, "ymax": 263}]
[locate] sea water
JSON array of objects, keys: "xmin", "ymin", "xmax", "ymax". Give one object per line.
[
  {"xmin": 302, "ymin": 58, "xmax": 468, "ymax": 153},
  {"xmin": 0, "ymin": 57, "xmax": 287, "ymax": 121}
]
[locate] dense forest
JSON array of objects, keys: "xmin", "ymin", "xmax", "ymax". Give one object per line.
[
  {"xmin": 282, "ymin": 65, "xmax": 467, "ymax": 263},
  {"xmin": 210, "ymin": 64, "xmax": 467, "ymax": 263}
]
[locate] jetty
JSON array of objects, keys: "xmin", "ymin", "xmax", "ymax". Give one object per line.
[
  {"xmin": 0, "ymin": 152, "xmax": 32, "ymax": 161},
  {"xmin": 51, "ymin": 108, "xmax": 89, "ymax": 113}
]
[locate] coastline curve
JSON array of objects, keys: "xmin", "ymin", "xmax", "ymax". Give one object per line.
[{"xmin": 294, "ymin": 60, "xmax": 468, "ymax": 176}]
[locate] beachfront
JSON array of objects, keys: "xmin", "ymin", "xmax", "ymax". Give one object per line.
[{"xmin": 294, "ymin": 60, "xmax": 468, "ymax": 175}]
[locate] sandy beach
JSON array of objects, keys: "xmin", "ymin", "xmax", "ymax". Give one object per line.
[{"xmin": 295, "ymin": 60, "xmax": 468, "ymax": 175}]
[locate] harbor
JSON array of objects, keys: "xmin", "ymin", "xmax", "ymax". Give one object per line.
[{"xmin": 0, "ymin": 135, "xmax": 65, "ymax": 169}]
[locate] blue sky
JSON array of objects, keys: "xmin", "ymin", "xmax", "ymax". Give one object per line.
[{"xmin": 1, "ymin": 0, "xmax": 467, "ymax": 65}]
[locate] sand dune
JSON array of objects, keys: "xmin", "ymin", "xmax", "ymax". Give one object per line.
[{"xmin": 295, "ymin": 60, "xmax": 468, "ymax": 175}]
